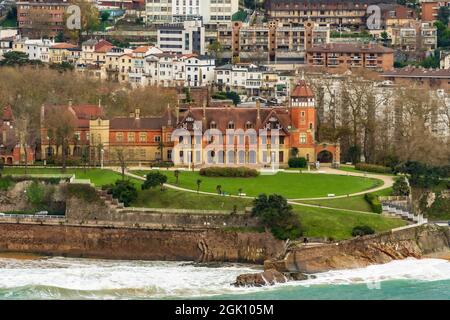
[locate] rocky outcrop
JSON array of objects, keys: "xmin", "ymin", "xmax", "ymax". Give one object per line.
[
  {"xmin": 275, "ymin": 224, "xmax": 450, "ymax": 274},
  {"xmin": 234, "ymin": 224, "xmax": 450, "ymax": 286},
  {"xmin": 234, "ymin": 269, "xmax": 288, "ymax": 287},
  {"xmin": 0, "ymin": 223, "xmax": 284, "ymax": 263}
]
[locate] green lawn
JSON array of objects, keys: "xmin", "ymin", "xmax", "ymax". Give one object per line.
[
  {"xmin": 132, "ymin": 188, "xmax": 253, "ymax": 211},
  {"xmin": 2, "ymin": 167, "xmax": 140, "ymax": 187},
  {"xmin": 131, "ymin": 170, "xmax": 382, "ymax": 199},
  {"xmin": 296, "ymin": 188, "xmax": 393, "ymax": 212},
  {"xmin": 294, "ymin": 206, "xmax": 407, "ymax": 240}
]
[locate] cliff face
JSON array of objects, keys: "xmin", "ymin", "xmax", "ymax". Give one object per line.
[
  {"xmin": 0, "ymin": 223, "xmax": 284, "ymax": 263},
  {"xmin": 277, "ymin": 225, "xmax": 450, "ymax": 273}
]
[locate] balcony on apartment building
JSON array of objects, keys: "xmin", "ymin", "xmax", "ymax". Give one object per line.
[{"xmin": 312, "ymin": 54, "xmax": 324, "ymax": 60}]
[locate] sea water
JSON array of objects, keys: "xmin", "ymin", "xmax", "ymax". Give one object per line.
[{"xmin": 0, "ymin": 257, "xmax": 449, "ymax": 300}]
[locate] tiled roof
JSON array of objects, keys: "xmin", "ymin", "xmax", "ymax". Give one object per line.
[
  {"xmin": 132, "ymin": 46, "xmax": 151, "ymax": 53},
  {"xmin": 42, "ymin": 104, "xmax": 103, "ymax": 128},
  {"xmin": 291, "ymin": 80, "xmax": 315, "ymax": 98},
  {"xmin": 110, "ymin": 109, "xmax": 173, "ymax": 130},
  {"xmin": 382, "ymin": 67, "xmax": 450, "ymax": 78},
  {"xmin": 178, "ymin": 107, "xmax": 291, "ymax": 132},
  {"xmin": 51, "ymin": 43, "xmax": 77, "ymax": 49},
  {"xmin": 95, "ymin": 40, "xmax": 114, "ymax": 53}
]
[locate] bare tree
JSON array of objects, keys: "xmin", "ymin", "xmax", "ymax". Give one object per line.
[{"xmin": 115, "ymin": 148, "xmax": 128, "ymax": 180}]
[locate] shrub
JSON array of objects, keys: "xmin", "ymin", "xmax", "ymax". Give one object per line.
[
  {"xmin": 355, "ymin": 163, "xmax": 392, "ymax": 174},
  {"xmin": 392, "ymin": 176, "xmax": 410, "ymax": 196},
  {"xmin": 288, "ymin": 157, "xmax": 307, "ymax": 168},
  {"xmin": 351, "ymin": 225, "xmax": 375, "ymax": 237},
  {"xmin": 251, "ymin": 194, "xmax": 302, "ymax": 240},
  {"xmin": 26, "ymin": 181, "xmax": 45, "ymax": 208},
  {"xmin": 142, "ymin": 172, "xmax": 168, "ymax": 191},
  {"xmin": 104, "ymin": 180, "xmax": 138, "ymax": 207},
  {"xmin": 0, "ymin": 176, "xmax": 13, "ymax": 190},
  {"xmin": 150, "ymin": 161, "xmax": 174, "ymax": 168},
  {"xmin": 65, "ymin": 184, "xmax": 101, "ymax": 203},
  {"xmin": 199, "ymin": 166, "xmax": 259, "ymax": 178},
  {"xmin": 364, "ymin": 193, "xmax": 382, "ymax": 213}
]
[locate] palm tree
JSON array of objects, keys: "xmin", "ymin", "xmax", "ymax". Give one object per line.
[
  {"xmin": 216, "ymin": 185, "xmax": 222, "ymax": 195},
  {"xmin": 196, "ymin": 179, "xmax": 202, "ymax": 193},
  {"xmin": 174, "ymin": 170, "xmax": 180, "ymax": 184}
]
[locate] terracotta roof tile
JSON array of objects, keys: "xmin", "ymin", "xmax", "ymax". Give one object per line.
[{"xmin": 291, "ymin": 80, "xmax": 315, "ymax": 98}]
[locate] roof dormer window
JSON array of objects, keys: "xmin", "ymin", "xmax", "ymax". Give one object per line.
[
  {"xmin": 210, "ymin": 121, "xmax": 217, "ymax": 129},
  {"xmin": 227, "ymin": 121, "xmax": 235, "ymax": 129}
]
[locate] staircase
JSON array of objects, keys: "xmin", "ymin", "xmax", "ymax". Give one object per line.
[{"xmin": 380, "ymin": 197, "xmax": 428, "ymax": 224}]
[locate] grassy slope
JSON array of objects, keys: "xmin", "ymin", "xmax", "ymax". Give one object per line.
[
  {"xmin": 131, "ymin": 170, "xmax": 382, "ymax": 199},
  {"xmin": 132, "ymin": 188, "xmax": 252, "ymax": 211},
  {"xmin": 297, "ymin": 188, "xmax": 393, "ymax": 212},
  {"xmin": 2, "ymin": 167, "xmax": 138, "ymax": 187},
  {"xmin": 294, "ymin": 206, "xmax": 406, "ymax": 240}
]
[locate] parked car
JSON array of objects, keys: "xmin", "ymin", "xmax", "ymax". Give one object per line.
[{"xmin": 35, "ymin": 211, "xmax": 48, "ymax": 216}]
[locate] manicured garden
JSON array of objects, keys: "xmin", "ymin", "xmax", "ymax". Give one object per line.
[
  {"xmin": 1, "ymin": 167, "xmax": 139, "ymax": 187},
  {"xmin": 296, "ymin": 188, "xmax": 393, "ymax": 212},
  {"xmin": 132, "ymin": 188, "xmax": 252, "ymax": 211},
  {"xmin": 0, "ymin": 167, "xmax": 409, "ymax": 240},
  {"xmin": 294, "ymin": 206, "xmax": 406, "ymax": 240},
  {"xmin": 131, "ymin": 169, "xmax": 383, "ymax": 199}
]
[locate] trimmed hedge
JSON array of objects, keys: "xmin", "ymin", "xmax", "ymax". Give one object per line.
[
  {"xmin": 199, "ymin": 166, "xmax": 259, "ymax": 177},
  {"xmin": 355, "ymin": 163, "xmax": 392, "ymax": 174},
  {"xmin": 150, "ymin": 161, "xmax": 174, "ymax": 168},
  {"xmin": 288, "ymin": 157, "xmax": 307, "ymax": 168},
  {"xmin": 364, "ymin": 193, "xmax": 382, "ymax": 213}
]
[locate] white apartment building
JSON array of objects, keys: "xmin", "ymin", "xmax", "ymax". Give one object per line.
[
  {"xmin": 157, "ymin": 20, "xmax": 205, "ymax": 55},
  {"xmin": 130, "ymin": 53, "xmax": 188, "ymax": 87},
  {"xmin": 14, "ymin": 38, "xmax": 54, "ymax": 62},
  {"xmin": 185, "ymin": 55, "xmax": 215, "ymax": 87},
  {"xmin": 145, "ymin": 0, "xmax": 238, "ymax": 24},
  {"xmin": 0, "ymin": 30, "xmax": 19, "ymax": 58},
  {"xmin": 214, "ymin": 63, "xmax": 292, "ymax": 98}
]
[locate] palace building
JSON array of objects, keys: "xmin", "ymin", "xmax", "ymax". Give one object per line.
[{"xmin": 39, "ymin": 80, "xmax": 340, "ymax": 166}]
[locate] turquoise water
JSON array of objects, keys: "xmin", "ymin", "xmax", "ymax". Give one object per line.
[
  {"xmin": 210, "ymin": 279, "xmax": 450, "ymax": 300},
  {"xmin": 0, "ymin": 257, "xmax": 449, "ymax": 300}
]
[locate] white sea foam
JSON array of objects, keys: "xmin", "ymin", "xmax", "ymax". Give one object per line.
[
  {"xmin": 294, "ymin": 258, "xmax": 450, "ymax": 288},
  {"xmin": 0, "ymin": 257, "xmax": 449, "ymax": 298}
]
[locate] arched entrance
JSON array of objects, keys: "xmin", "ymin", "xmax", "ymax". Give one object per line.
[{"xmin": 317, "ymin": 150, "xmax": 333, "ymax": 163}]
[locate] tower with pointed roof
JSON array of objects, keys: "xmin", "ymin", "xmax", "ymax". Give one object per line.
[{"xmin": 289, "ymin": 78, "xmax": 317, "ymax": 162}]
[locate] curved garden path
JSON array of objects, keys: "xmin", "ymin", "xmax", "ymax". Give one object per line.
[{"xmin": 118, "ymin": 167, "xmax": 395, "ymax": 214}]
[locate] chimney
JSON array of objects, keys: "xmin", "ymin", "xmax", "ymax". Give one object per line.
[
  {"xmin": 135, "ymin": 108, "xmax": 140, "ymax": 119},
  {"xmin": 202, "ymin": 98, "xmax": 207, "ymax": 128},
  {"xmin": 256, "ymin": 99, "xmax": 261, "ymax": 128},
  {"xmin": 68, "ymin": 98, "xmax": 73, "ymax": 107},
  {"xmin": 98, "ymin": 98, "xmax": 102, "ymax": 108},
  {"xmin": 167, "ymin": 103, "xmax": 172, "ymax": 126}
]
